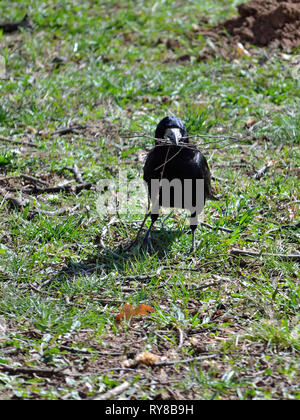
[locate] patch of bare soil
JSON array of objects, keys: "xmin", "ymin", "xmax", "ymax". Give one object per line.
[
  {"xmin": 192, "ymin": 1, "xmax": 300, "ymax": 62},
  {"xmin": 218, "ymin": 0, "xmax": 300, "ymax": 50}
]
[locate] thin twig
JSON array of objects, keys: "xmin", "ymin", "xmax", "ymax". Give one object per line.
[
  {"xmin": 94, "ymin": 381, "xmax": 131, "ymax": 400},
  {"xmin": 120, "ymin": 132, "xmax": 245, "ymax": 143},
  {"xmin": 63, "ymin": 164, "xmax": 84, "ymax": 183},
  {"xmin": 30, "ymin": 204, "xmax": 80, "ymax": 217},
  {"xmin": 20, "ymin": 173, "xmax": 48, "ymax": 186},
  {"xmin": 253, "ymin": 163, "xmax": 271, "ymax": 180},
  {"xmin": 59, "ymin": 345, "xmax": 123, "ymax": 357},
  {"xmin": 34, "ymin": 278, "xmax": 57, "ymax": 289},
  {"xmin": 265, "ymin": 221, "xmax": 300, "ymax": 235},
  {"xmin": 0, "ymin": 363, "xmax": 64, "ymax": 377},
  {"xmin": 201, "ymin": 222, "xmax": 261, "ymax": 243},
  {"xmin": 154, "ymin": 144, "xmax": 183, "ymax": 171},
  {"xmin": 0, "ymin": 268, "xmax": 12, "ymax": 281},
  {"xmin": 28, "ymin": 183, "xmax": 93, "ymax": 195},
  {"xmin": 154, "ymin": 354, "xmax": 216, "ymax": 367},
  {"xmin": 94, "ymin": 298, "xmax": 124, "ymax": 304},
  {"xmin": 177, "ymin": 327, "xmax": 184, "ymax": 350},
  {"xmin": 29, "ymin": 284, "xmax": 52, "ymax": 294},
  {"xmin": 0, "ymin": 135, "xmax": 37, "ymax": 148},
  {"xmin": 71, "ymin": 164, "xmax": 84, "ymax": 183},
  {"xmin": 231, "ymin": 248, "xmax": 300, "ymax": 261},
  {"xmin": 200, "ymin": 221, "xmax": 234, "ymax": 233},
  {"xmin": 50, "ymin": 124, "xmax": 86, "ymax": 137},
  {"xmin": 99, "ymin": 226, "xmax": 124, "ymax": 259},
  {"xmin": 194, "ymin": 281, "xmax": 223, "ymax": 291},
  {"xmin": 119, "ymin": 132, "xmax": 251, "ymax": 156},
  {"xmin": 0, "ymin": 174, "xmax": 47, "ymax": 186},
  {"xmin": 121, "ymin": 274, "xmax": 158, "ymax": 282},
  {"xmin": 0, "ymin": 187, "xmax": 29, "ymax": 209}
]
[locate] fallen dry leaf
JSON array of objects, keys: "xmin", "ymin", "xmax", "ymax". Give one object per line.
[
  {"xmin": 121, "ymin": 351, "xmax": 159, "ymax": 368},
  {"xmin": 244, "ymin": 118, "xmax": 258, "ymax": 128},
  {"xmin": 135, "ymin": 351, "xmax": 159, "ymax": 366},
  {"xmin": 115, "ymin": 303, "xmax": 154, "ymax": 322}
]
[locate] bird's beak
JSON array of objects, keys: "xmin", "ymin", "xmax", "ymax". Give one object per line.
[{"xmin": 165, "ymin": 128, "xmax": 182, "ymax": 145}]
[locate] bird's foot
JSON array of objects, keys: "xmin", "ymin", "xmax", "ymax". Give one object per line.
[
  {"xmin": 140, "ymin": 235, "xmax": 155, "ymax": 255},
  {"xmin": 188, "ymin": 245, "xmax": 195, "ymax": 254}
]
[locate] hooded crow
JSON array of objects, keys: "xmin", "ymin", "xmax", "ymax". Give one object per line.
[{"xmin": 142, "ymin": 116, "xmax": 212, "ymax": 252}]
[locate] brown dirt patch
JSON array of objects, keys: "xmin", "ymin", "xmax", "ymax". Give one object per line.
[{"xmin": 218, "ymin": 0, "xmax": 300, "ymax": 50}]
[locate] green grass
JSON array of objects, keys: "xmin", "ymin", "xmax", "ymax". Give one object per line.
[{"xmin": 0, "ymin": 0, "xmax": 299, "ymax": 400}]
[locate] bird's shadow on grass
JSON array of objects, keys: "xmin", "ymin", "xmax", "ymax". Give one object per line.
[{"xmin": 49, "ymin": 227, "xmax": 186, "ymax": 284}]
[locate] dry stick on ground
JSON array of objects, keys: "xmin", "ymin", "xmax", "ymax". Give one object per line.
[
  {"xmin": 231, "ymin": 248, "xmax": 300, "ymax": 262},
  {"xmin": 0, "ymin": 363, "xmax": 64, "ymax": 377},
  {"xmin": 49, "ymin": 124, "xmax": 87, "ymax": 137},
  {"xmin": 30, "ymin": 204, "xmax": 80, "ymax": 217},
  {"xmin": 265, "ymin": 221, "xmax": 300, "ymax": 235},
  {"xmin": 120, "ymin": 132, "xmax": 246, "ymax": 144},
  {"xmin": 99, "ymin": 225, "xmax": 125, "ymax": 259},
  {"xmin": 200, "ymin": 222, "xmax": 262, "ymax": 243},
  {"xmin": 28, "ymin": 183, "xmax": 93, "ymax": 195},
  {"xmin": 93, "ymin": 298, "xmax": 124, "ymax": 304},
  {"xmin": 191, "ymin": 274, "xmax": 233, "ymax": 292},
  {"xmin": 0, "ymin": 363, "xmax": 136, "ymax": 379},
  {"xmin": 2, "ymin": 166, "xmax": 91, "ymax": 196},
  {"xmin": 20, "ymin": 174, "xmax": 48, "ymax": 186},
  {"xmin": 0, "ymin": 182, "xmax": 81, "ymax": 216},
  {"xmin": 63, "ymin": 164, "xmax": 84, "ymax": 183},
  {"xmin": 63, "ymin": 296, "xmax": 124, "ymax": 307},
  {"xmin": 94, "ymin": 381, "xmax": 131, "ymax": 400},
  {"xmin": 0, "ymin": 174, "xmax": 47, "ymax": 186},
  {"xmin": 33, "ymin": 278, "xmax": 54, "ymax": 290},
  {"xmin": 29, "ymin": 284, "xmax": 52, "ymax": 294},
  {"xmin": 154, "ymin": 354, "xmax": 216, "ymax": 367},
  {"xmin": 0, "ymin": 268, "xmax": 12, "ymax": 282},
  {"xmin": 71, "ymin": 164, "xmax": 84, "ymax": 183},
  {"xmin": 253, "ymin": 163, "xmax": 271, "ymax": 180},
  {"xmin": 0, "ymin": 182, "xmax": 80, "ymax": 217},
  {"xmin": 193, "ymin": 280, "xmax": 224, "ymax": 291},
  {"xmin": 0, "ymin": 189, "xmax": 9, "ymax": 208},
  {"xmin": 177, "ymin": 327, "xmax": 184, "ymax": 350},
  {"xmin": 24, "ymin": 277, "xmax": 64, "ymax": 292},
  {"xmin": 121, "ymin": 273, "xmax": 159, "ymax": 282},
  {"xmin": 0, "ymin": 135, "xmax": 37, "ymax": 148},
  {"xmin": 0, "ymin": 187, "xmax": 29, "ymax": 209},
  {"xmin": 59, "ymin": 345, "xmax": 123, "ymax": 357},
  {"xmin": 200, "ymin": 221, "xmax": 234, "ymax": 233}
]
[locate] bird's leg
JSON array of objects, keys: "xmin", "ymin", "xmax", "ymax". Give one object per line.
[
  {"xmin": 189, "ymin": 224, "xmax": 197, "ymax": 253},
  {"xmin": 141, "ymin": 214, "xmax": 158, "ymax": 254},
  {"xmin": 125, "ymin": 211, "xmax": 150, "ymax": 251},
  {"xmin": 141, "ymin": 221, "xmax": 155, "ymax": 253}
]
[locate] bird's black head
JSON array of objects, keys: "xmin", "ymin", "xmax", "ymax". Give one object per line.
[{"xmin": 155, "ymin": 116, "xmax": 188, "ymax": 145}]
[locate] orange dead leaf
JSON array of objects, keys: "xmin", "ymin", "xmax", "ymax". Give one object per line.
[
  {"xmin": 115, "ymin": 303, "xmax": 132, "ymax": 322},
  {"xmin": 135, "ymin": 351, "xmax": 159, "ymax": 366},
  {"xmin": 132, "ymin": 304, "xmax": 155, "ymax": 316},
  {"xmin": 121, "ymin": 351, "xmax": 159, "ymax": 367},
  {"xmin": 244, "ymin": 118, "xmax": 258, "ymax": 128},
  {"xmin": 115, "ymin": 303, "xmax": 154, "ymax": 322}
]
